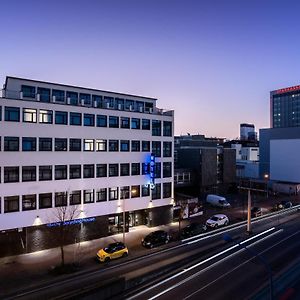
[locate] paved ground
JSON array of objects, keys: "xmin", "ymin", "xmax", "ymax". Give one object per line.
[{"xmin": 0, "ymin": 193, "xmax": 299, "ymax": 297}]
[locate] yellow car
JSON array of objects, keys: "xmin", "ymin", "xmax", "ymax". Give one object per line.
[{"xmin": 97, "ymin": 242, "xmax": 128, "ymax": 262}]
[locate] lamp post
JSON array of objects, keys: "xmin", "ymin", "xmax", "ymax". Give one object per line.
[
  {"xmin": 122, "ymin": 187, "xmax": 136, "ymax": 244},
  {"xmin": 264, "ymin": 174, "xmax": 269, "ymax": 198},
  {"xmin": 223, "ymin": 233, "xmax": 274, "ymax": 300}
]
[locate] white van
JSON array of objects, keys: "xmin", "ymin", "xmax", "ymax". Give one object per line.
[{"xmin": 206, "ymin": 194, "xmax": 231, "ymax": 208}]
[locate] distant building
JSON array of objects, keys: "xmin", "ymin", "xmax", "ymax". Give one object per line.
[
  {"xmin": 240, "ymin": 123, "xmax": 257, "ymax": 141},
  {"xmin": 224, "ymin": 139, "xmax": 259, "ymax": 179},
  {"xmin": 174, "ymin": 135, "xmax": 236, "ymax": 195},
  {"xmin": 260, "ymin": 84, "xmax": 300, "ymax": 188}
]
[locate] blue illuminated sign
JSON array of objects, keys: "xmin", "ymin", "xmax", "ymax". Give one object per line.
[
  {"xmin": 47, "ymin": 217, "xmax": 96, "ymax": 227},
  {"xmin": 150, "ymin": 153, "xmax": 155, "ymax": 189}
]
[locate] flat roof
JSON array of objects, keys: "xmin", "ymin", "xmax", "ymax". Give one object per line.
[
  {"xmin": 271, "ymin": 84, "xmax": 300, "ymax": 95},
  {"xmin": 5, "ymin": 76, "xmax": 157, "ymax": 101}
]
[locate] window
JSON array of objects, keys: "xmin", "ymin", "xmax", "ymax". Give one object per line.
[
  {"xmin": 109, "ymin": 164, "xmax": 119, "ymax": 177},
  {"xmin": 120, "ymin": 140, "xmax": 130, "ymax": 152},
  {"xmin": 69, "ymin": 138, "xmax": 81, "ymax": 151},
  {"xmin": 151, "ymin": 183, "xmax": 161, "ymax": 200},
  {"xmin": 96, "ymin": 164, "xmax": 107, "ymax": 177},
  {"xmin": 37, "ymin": 87, "xmax": 50, "ymax": 102},
  {"xmin": 4, "ymin": 137, "xmax": 19, "ymax": 151},
  {"xmin": 145, "ymin": 102, "xmax": 153, "ymax": 112},
  {"xmin": 22, "ymin": 194, "xmax": 36, "ymax": 211},
  {"xmin": 109, "ymin": 116, "xmax": 119, "ymax": 128},
  {"xmin": 163, "ymin": 142, "xmax": 172, "ymax": 157},
  {"xmin": 84, "ymin": 164, "xmax": 95, "ymax": 178},
  {"xmin": 115, "ymin": 97, "xmax": 124, "ymax": 110},
  {"xmin": 155, "ymin": 162, "xmax": 161, "ymax": 178},
  {"xmin": 70, "ymin": 191, "xmax": 81, "ymax": 205},
  {"xmin": 152, "ymin": 120, "xmax": 161, "ymax": 136},
  {"xmin": 22, "ymin": 137, "xmax": 37, "ymax": 151},
  {"xmin": 80, "ymin": 93, "xmax": 91, "ymax": 106},
  {"xmin": 55, "ymin": 192, "xmax": 67, "ymax": 207},
  {"xmin": 93, "ymin": 95, "xmax": 103, "ymax": 108},
  {"xmin": 84, "ymin": 190, "xmax": 94, "ymax": 204},
  {"xmin": 125, "ymin": 99, "xmax": 134, "ymax": 110},
  {"xmin": 109, "ymin": 140, "xmax": 119, "ymax": 151},
  {"xmin": 120, "ymin": 163, "xmax": 130, "ymax": 176},
  {"xmin": 97, "ymin": 115, "xmax": 107, "ymax": 127},
  {"xmin": 39, "ymin": 193, "xmax": 52, "ymax": 209},
  {"xmin": 163, "ymin": 162, "xmax": 172, "ymax": 178},
  {"xmin": 109, "ymin": 187, "xmax": 118, "ymax": 201},
  {"xmin": 142, "ymin": 141, "xmax": 150, "ymax": 152},
  {"xmin": 131, "ymin": 185, "xmax": 140, "ymax": 198},
  {"xmin": 152, "ymin": 141, "xmax": 161, "ymax": 157},
  {"xmin": 55, "ymin": 111, "xmax": 68, "ymax": 125},
  {"xmin": 84, "ymin": 113, "xmax": 95, "ymax": 126},
  {"xmin": 163, "ymin": 121, "xmax": 172, "ymax": 136},
  {"xmin": 66, "ymin": 91, "xmax": 78, "ymax": 106},
  {"xmin": 23, "ymin": 108, "xmax": 37, "ymax": 123},
  {"xmin": 142, "ymin": 185, "xmax": 150, "ymax": 197},
  {"xmin": 38, "ymin": 138, "xmax": 52, "ymax": 151},
  {"xmin": 142, "ymin": 163, "xmax": 149, "ymax": 175},
  {"xmin": 52, "ymin": 89, "xmax": 65, "ymax": 102},
  {"xmin": 142, "ymin": 119, "xmax": 150, "ymax": 130},
  {"xmin": 21, "ymin": 85, "xmax": 35, "ymax": 98},
  {"xmin": 69, "ymin": 165, "xmax": 81, "ymax": 179},
  {"xmin": 136, "ymin": 101, "xmax": 144, "ymax": 112},
  {"xmin": 131, "ymin": 118, "xmax": 140, "ymax": 129},
  {"xmin": 96, "ymin": 139, "xmax": 107, "ymax": 151},
  {"xmin": 104, "ymin": 96, "xmax": 114, "ymax": 108},
  {"xmin": 163, "ymin": 182, "xmax": 172, "ymax": 198},
  {"xmin": 39, "ymin": 110, "xmax": 53, "ymax": 123},
  {"xmin": 84, "ymin": 139, "xmax": 94, "ymax": 151},
  {"xmin": 121, "ymin": 117, "xmax": 130, "ymax": 129},
  {"xmin": 131, "ymin": 163, "xmax": 140, "ymax": 176},
  {"xmin": 96, "ymin": 188, "xmax": 107, "ymax": 202},
  {"xmin": 70, "ymin": 112, "xmax": 82, "ymax": 125},
  {"xmin": 22, "ymin": 166, "xmax": 36, "ymax": 182},
  {"xmin": 55, "ymin": 138, "xmax": 67, "ymax": 151},
  {"xmin": 5, "ymin": 106, "xmax": 20, "ymax": 122},
  {"xmin": 131, "ymin": 140, "xmax": 140, "ymax": 152},
  {"xmin": 4, "ymin": 167, "xmax": 19, "ymax": 183},
  {"xmin": 120, "ymin": 186, "xmax": 130, "ymax": 199},
  {"xmin": 55, "ymin": 165, "xmax": 67, "ymax": 180},
  {"xmin": 39, "ymin": 165, "xmax": 52, "ymax": 181},
  {"xmin": 4, "ymin": 196, "xmax": 19, "ymax": 213}
]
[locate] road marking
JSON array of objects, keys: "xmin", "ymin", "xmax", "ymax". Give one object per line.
[{"xmin": 126, "ymin": 227, "xmax": 277, "ymax": 300}]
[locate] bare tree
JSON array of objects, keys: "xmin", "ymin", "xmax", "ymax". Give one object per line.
[{"xmin": 51, "ymin": 204, "xmax": 81, "ymax": 268}]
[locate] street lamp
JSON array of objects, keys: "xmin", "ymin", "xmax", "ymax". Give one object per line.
[
  {"xmin": 223, "ymin": 233, "xmax": 274, "ymax": 300},
  {"xmin": 122, "ymin": 187, "xmax": 137, "ymax": 244},
  {"xmin": 264, "ymin": 174, "xmax": 269, "ymax": 198}
]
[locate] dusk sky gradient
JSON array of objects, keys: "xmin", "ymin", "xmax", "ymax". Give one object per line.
[{"xmin": 1, "ymin": 0, "xmax": 300, "ymax": 138}]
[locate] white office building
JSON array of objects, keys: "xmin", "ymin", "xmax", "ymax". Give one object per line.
[{"xmin": 0, "ymin": 76, "xmax": 174, "ymax": 253}]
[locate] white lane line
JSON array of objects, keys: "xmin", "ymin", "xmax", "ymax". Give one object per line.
[
  {"xmin": 126, "ymin": 227, "xmax": 276, "ymax": 300},
  {"xmin": 148, "ymin": 229, "xmax": 282, "ymax": 300}
]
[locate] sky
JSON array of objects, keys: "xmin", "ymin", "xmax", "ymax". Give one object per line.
[{"xmin": 1, "ymin": 0, "xmax": 300, "ymax": 139}]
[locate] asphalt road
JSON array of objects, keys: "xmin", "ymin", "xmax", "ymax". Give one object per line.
[
  {"xmin": 3, "ymin": 206, "xmax": 300, "ymax": 300},
  {"xmin": 126, "ymin": 214, "xmax": 300, "ymax": 300}
]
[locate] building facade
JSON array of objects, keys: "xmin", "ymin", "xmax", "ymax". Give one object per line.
[
  {"xmin": 0, "ymin": 76, "xmax": 174, "ymax": 254},
  {"xmin": 260, "ymin": 84, "xmax": 300, "ymax": 185}
]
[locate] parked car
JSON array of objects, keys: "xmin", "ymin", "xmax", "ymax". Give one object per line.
[
  {"xmin": 142, "ymin": 230, "xmax": 170, "ymax": 248},
  {"xmin": 96, "ymin": 242, "xmax": 128, "ymax": 262},
  {"xmin": 206, "ymin": 214, "xmax": 229, "ymax": 229},
  {"xmin": 206, "ymin": 194, "xmax": 231, "ymax": 208},
  {"xmin": 180, "ymin": 223, "xmax": 207, "ymax": 239},
  {"xmin": 274, "ymin": 200, "xmax": 293, "ymax": 211},
  {"xmin": 251, "ymin": 207, "xmax": 262, "ymax": 217}
]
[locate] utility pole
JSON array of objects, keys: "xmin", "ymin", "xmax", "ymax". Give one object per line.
[{"xmin": 247, "ymin": 189, "xmax": 252, "ymax": 234}]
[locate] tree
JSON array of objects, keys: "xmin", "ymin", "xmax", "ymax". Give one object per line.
[{"xmin": 51, "ymin": 204, "xmax": 81, "ymax": 268}]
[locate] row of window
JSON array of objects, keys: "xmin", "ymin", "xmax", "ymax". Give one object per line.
[
  {"xmin": 1, "ymin": 182, "xmax": 172, "ymax": 213},
  {"xmin": 17, "ymin": 84, "xmax": 155, "ymax": 114},
  {"xmin": 1, "ymin": 106, "xmax": 172, "ymax": 136},
  {"xmin": 1, "ymin": 136, "xmax": 172, "ymax": 156},
  {"xmin": 1, "ymin": 162, "xmax": 172, "ymax": 183}
]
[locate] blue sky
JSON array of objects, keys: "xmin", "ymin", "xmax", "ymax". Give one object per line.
[{"xmin": 1, "ymin": 0, "xmax": 300, "ymax": 138}]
